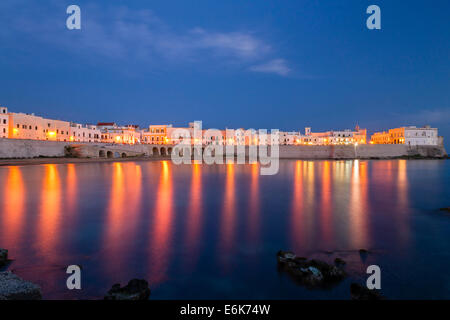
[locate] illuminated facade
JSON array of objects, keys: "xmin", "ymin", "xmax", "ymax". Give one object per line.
[
  {"xmin": 98, "ymin": 123, "xmax": 140, "ymax": 144},
  {"xmin": 69, "ymin": 123, "xmax": 101, "ymax": 143},
  {"xmin": 0, "ymin": 105, "xmax": 441, "ymax": 147},
  {"xmin": 143, "ymin": 125, "xmax": 171, "ymax": 144},
  {"xmin": 300, "ymin": 126, "xmax": 367, "ymax": 145},
  {"xmin": 0, "ymin": 106, "xmax": 8, "ymax": 138},
  {"xmin": 7, "ymin": 112, "xmax": 71, "ymax": 141},
  {"xmin": 370, "ymin": 126, "xmax": 439, "ymax": 145}
]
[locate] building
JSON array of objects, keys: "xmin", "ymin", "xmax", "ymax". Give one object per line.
[
  {"xmin": 280, "ymin": 131, "xmax": 302, "ymax": 145},
  {"xmin": 370, "ymin": 126, "xmax": 439, "ymax": 145},
  {"xmin": 69, "ymin": 123, "xmax": 101, "ymax": 143},
  {"xmin": 143, "ymin": 125, "xmax": 171, "ymax": 144},
  {"xmin": 0, "ymin": 106, "xmax": 8, "ymax": 138},
  {"xmin": 8, "ymin": 112, "xmax": 45, "ymax": 140},
  {"xmin": 97, "ymin": 123, "xmax": 140, "ymax": 144},
  {"xmin": 370, "ymin": 131, "xmax": 390, "ymax": 144},
  {"xmin": 301, "ymin": 126, "xmax": 367, "ymax": 145},
  {"xmin": 45, "ymin": 118, "xmax": 72, "ymax": 141}
]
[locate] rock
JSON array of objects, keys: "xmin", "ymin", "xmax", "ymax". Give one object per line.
[
  {"xmin": 350, "ymin": 283, "xmax": 384, "ymax": 300},
  {"xmin": 277, "ymin": 250, "xmax": 346, "ymax": 288},
  {"xmin": 359, "ymin": 249, "xmax": 368, "ymax": 254},
  {"xmin": 0, "ymin": 249, "xmax": 7, "ymax": 266},
  {"xmin": 277, "ymin": 250, "xmax": 296, "ymax": 263},
  {"xmin": 334, "ymin": 257, "xmax": 346, "ymax": 266},
  {"xmin": 104, "ymin": 279, "xmax": 151, "ymax": 300},
  {"xmin": 439, "ymin": 207, "xmax": 450, "ymax": 212},
  {"xmin": 0, "ymin": 271, "xmax": 42, "ymax": 300}
]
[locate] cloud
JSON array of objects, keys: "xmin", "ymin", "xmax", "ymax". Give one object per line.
[
  {"xmin": 0, "ymin": 3, "xmax": 288, "ymax": 75},
  {"xmin": 393, "ymin": 108, "xmax": 450, "ymax": 125},
  {"xmin": 249, "ymin": 59, "xmax": 291, "ymax": 76}
]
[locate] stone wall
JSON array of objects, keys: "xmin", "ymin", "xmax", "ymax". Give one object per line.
[
  {"xmin": 277, "ymin": 144, "xmax": 447, "ymax": 159},
  {"xmin": 0, "ymin": 138, "xmax": 447, "ymax": 159},
  {"xmin": 0, "ymin": 138, "xmax": 68, "ymax": 158}
]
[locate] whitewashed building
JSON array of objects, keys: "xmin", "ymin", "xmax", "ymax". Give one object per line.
[
  {"xmin": 69, "ymin": 123, "xmax": 101, "ymax": 143},
  {"xmin": 404, "ymin": 126, "xmax": 439, "ymax": 145},
  {"xmin": 0, "ymin": 106, "xmax": 8, "ymax": 138}
]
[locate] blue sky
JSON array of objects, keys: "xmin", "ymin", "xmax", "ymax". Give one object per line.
[{"xmin": 0, "ymin": 0, "xmax": 449, "ymax": 146}]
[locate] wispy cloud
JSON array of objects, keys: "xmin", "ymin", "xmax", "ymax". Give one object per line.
[
  {"xmin": 0, "ymin": 3, "xmax": 289, "ymax": 76},
  {"xmin": 402, "ymin": 108, "xmax": 450, "ymax": 125},
  {"xmin": 249, "ymin": 59, "xmax": 291, "ymax": 76}
]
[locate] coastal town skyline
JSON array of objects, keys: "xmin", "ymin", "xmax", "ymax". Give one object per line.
[{"xmin": 0, "ymin": 105, "xmax": 441, "ymax": 147}]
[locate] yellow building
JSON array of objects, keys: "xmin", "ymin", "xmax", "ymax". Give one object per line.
[
  {"xmin": 143, "ymin": 125, "xmax": 170, "ymax": 144},
  {"xmin": 370, "ymin": 126, "xmax": 438, "ymax": 145},
  {"xmin": 370, "ymin": 131, "xmax": 391, "ymax": 144}
]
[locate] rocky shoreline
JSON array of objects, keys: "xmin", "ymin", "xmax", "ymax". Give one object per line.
[
  {"xmin": 0, "ymin": 248, "xmax": 42, "ymax": 300},
  {"xmin": 277, "ymin": 249, "xmax": 385, "ymax": 300},
  {"xmin": 277, "ymin": 250, "xmax": 347, "ymax": 288}
]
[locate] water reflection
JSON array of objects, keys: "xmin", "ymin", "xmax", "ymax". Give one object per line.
[
  {"xmin": 320, "ymin": 161, "xmax": 333, "ymax": 247},
  {"xmin": 2, "ymin": 166, "xmax": 25, "ymax": 245},
  {"xmin": 37, "ymin": 164, "xmax": 61, "ymax": 260},
  {"xmin": 150, "ymin": 161, "xmax": 174, "ymax": 283},
  {"xmin": 247, "ymin": 163, "xmax": 260, "ymax": 243},
  {"xmin": 103, "ymin": 162, "xmax": 143, "ymax": 278},
  {"xmin": 349, "ymin": 160, "xmax": 369, "ymax": 248},
  {"xmin": 396, "ymin": 160, "xmax": 409, "ymax": 244},
  {"xmin": 219, "ymin": 163, "xmax": 236, "ymax": 270},
  {"xmin": 65, "ymin": 164, "xmax": 77, "ymax": 216},
  {"xmin": 291, "ymin": 161, "xmax": 304, "ymax": 252},
  {"xmin": 185, "ymin": 163, "xmax": 203, "ymax": 270},
  {"xmin": 0, "ymin": 159, "xmax": 434, "ymax": 299}
]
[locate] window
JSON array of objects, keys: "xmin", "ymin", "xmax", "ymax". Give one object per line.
[
  {"xmin": 35, "ymin": 126, "xmax": 37, "ymax": 130},
  {"xmin": 29, "ymin": 125, "xmax": 32, "ymax": 129},
  {"xmin": 2, "ymin": 119, "xmax": 5, "ymax": 124}
]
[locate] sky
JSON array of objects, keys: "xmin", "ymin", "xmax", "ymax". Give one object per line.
[{"xmin": 0, "ymin": 0, "xmax": 449, "ymax": 147}]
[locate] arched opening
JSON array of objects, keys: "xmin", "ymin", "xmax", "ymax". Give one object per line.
[
  {"xmin": 121, "ymin": 153, "xmax": 127, "ymax": 158},
  {"xmin": 167, "ymin": 147, "xmax": 173, "ymax": 155},
  {"xmin": 107, "ymin": 151, "xmax": 113, "ymax": 158},
  {"xmin": 99, "ymin": 150, "xmax": 106, "ymax": 158},
  {"xmin": 114, "ymin": 152, "xmax": 120, "ymax": 158},
  {"xmin": 161, "ymin": 148, "xmax": 167, "ymax": 156},
  {"xmin": 152, "ymin": 147, "xmax": 159, "ymax": 156}
]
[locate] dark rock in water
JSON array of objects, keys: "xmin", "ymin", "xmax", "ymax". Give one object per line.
[
  {"xmin": 277, "ymin": 250, "xmax": 346, "ymax": 288},
  {"xmin": 350, "ymin": 283, "xmax": 384, "ymax": 300},
  {"xmin": 105, "ymin": 279, "xmax": 151, "ymax": 300},
  {"xmin": 0, "ymin": 271, "xmax": 42, "ymax": 300},
  {"xmin": 359, "ymin": 249, "xmax": 368, "ymax": 254},
  {"xmin": 439, "ymin": 207, "xmax": 450, "ymax": 212},
  {"xmin": 0, "ymin": 249, "xmax": 8, "ymax": 266},
  {"xmin": 334, "ymin": 257, "xmax": 346, "ymax": 266}
]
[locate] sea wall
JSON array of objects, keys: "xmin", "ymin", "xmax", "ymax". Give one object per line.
[
  {"xmin": 277, "ymin": 144, "xmax": 447, "ymax": 159},
  {"xmin": 0, "ymin": 138, "xmax": 68, "ymax": 158},
  {"xmin": 0, "ymin": 138, "xmax": 447, "ymax": 159}
]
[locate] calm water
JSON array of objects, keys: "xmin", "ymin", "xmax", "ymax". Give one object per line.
[{"xmin": 0, "ymin": 159, "xmax": 449, "ymax": 299}]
